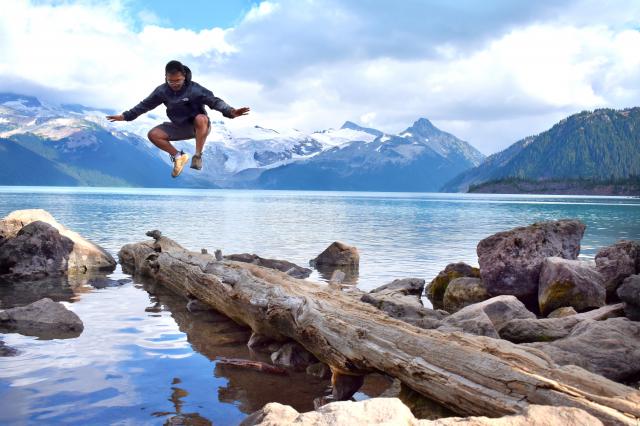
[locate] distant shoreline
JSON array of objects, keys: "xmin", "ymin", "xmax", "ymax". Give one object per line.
[{"xmin": 468, "ymin": 179, "xmax": 640, "ymax": 196}]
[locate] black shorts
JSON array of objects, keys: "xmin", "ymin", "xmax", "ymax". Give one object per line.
[{"xmin": 153, "ymin": 118, "xmax": 211, "ymax": 141}]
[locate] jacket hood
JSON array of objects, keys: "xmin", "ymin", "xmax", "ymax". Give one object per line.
[{"xmin": 183, "ymin": 65, "xmax": 192, "ymax": 84}]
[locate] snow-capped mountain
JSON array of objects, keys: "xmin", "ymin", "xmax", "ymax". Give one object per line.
[
  {"xmin": 0, "ymin": 92, "xmax": 485, "ymax": 190},
  {"xmin": 398, "ymin": 118, "xmax": 484, "ymax": 167},
  {"xmin": 171, "ymin": 123, "xmax": 325, "ymax": 185},
  {"xmin": 0, "ymin": 93, "xmax": 186, "ymax": 187},
  {"xmin": 256, "ymin": 119, "xmax": 486, "ymax": 192},
  {"xmin": 310, "ymin": 121, "xmax": 381, "ymax": 148}
]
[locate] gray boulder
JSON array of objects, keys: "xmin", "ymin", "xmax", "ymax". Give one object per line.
[
  {"xmin": 595, "ymin": 240, "xmax": 640, "ymax": 299},
  {"xmin": 0, "ymin": 209, "xmax": 115, "ymax": 280},
  {"xmin": 271, "ymin": 342, "xmax": 317, "ymax": 370},
  {"xmin": 526, "ymin": 317, "xmax": 640, "ymax": 382},
  {"xmin": 425, "ymin": 262, "xmax": 480, "ymax": 310},
  {"xmin": 499, "ymin": 303, "xmax": 625, "ymax": 344},
  {"xmin": 476, "ymin": 220, "xmax": 585, "ymax": 304},
  {"xmin": 442, "ymin": 277, "xmax": 490, "ymax": 313},
  {"xmin": 370, "ymin": 278, "xmax": 425, "ymax": 297},
  {"xmin": 0, "ymin": 221, "xmax": 75, "ymax": 280},
  {"xmin": 499, "ymin": 316, "xmax": 581, "ymax": 343},
  {"xmin": 538, "ymin": 257, "xmax": 605, "ymax": 316},
  {"xmin": 361, "ymin": 285, "xmax": 447, "ymax": 329},
  {"xmin": 225, "ymin": 253, "xmax": 312, "ymax": 279},
  {"xmin": 439, "ymin": 295, "xmax": 535, "ymax": 338},
  {"xmin": 617, "ymin": 274, "xmax": 640, "ymax": 320},
  {"xmin": 0, "ymin": 297, "xmax": 83, "ymax": 338}
]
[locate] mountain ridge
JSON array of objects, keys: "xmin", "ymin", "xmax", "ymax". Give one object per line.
[
  {"xmin": 442, "ymin": 107, "xmax": 640, "ymax": 194},
  {"xmin": 0, "ymin": 92, "xmax": 485, "ymax": 190}
]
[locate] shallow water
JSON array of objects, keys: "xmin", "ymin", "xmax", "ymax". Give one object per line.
[{"xmin": 0, "ymin": 187, "xmax": 639, "ymax": 424}]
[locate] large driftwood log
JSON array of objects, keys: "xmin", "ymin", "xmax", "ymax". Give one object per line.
[{"xmin": 118, "ymin": 236, "xmax": 640, "ymax": 425}]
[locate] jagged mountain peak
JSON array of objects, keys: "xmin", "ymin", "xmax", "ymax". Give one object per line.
[
  {"xmin": 340, "ymin": 121, "xmax": 383, "ymax": 137},
  {"xmin": 402, "ymin": 117, "xmax": 439, "ymax": 136}
]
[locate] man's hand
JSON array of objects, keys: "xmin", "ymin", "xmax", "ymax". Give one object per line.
[
  {"xmin": 230, "ymin": 107, "xmax": 250, "ymax": 118},
  {"xmin": 106, "ymin": 114, "xmax": 125, "ymax": 122}
]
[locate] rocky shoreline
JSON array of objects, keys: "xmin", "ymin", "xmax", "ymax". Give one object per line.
[{"xmin": 1, "ymin": 209, "xmax": 639, "ymax": 425}]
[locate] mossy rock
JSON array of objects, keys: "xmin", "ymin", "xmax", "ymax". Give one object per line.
[
  {"xmin": 539, "ymin": 280, "xmax": 579, "ymax": 316},
  {"xmin": 426, "ymin": 263, "xmax": 480, "ymax": 310}
]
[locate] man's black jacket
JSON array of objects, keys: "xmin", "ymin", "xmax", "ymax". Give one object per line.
[{"xmin": 122, "ymin": 66, "xmax": 234, "ymax": 125}]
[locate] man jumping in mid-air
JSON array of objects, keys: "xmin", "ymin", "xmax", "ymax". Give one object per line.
[{"xmin": 107, "ymin": 60, "xmax": 249, "ymax": 177}]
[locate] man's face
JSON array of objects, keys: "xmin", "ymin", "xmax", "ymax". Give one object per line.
[{"xmin": 166, "ymin": 71, "xmax": 185, "ymax": 91}]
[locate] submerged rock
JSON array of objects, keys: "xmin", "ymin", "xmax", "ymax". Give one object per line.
[
  {"xmin": 225, "ymin": 253, "xmax": 312, "ymax": 279},
  {"xmin": 538, "ymin": 257, "xmax": 605, "ymax": 316},
  {"xmin": 476, "ymin": 220, "xmax": 585, "ymax": 305},
  {"xmin": 164, "ymin": 413, "xmax": 212, "ymax": 426},
  {"xmin": 442, "ymin": 277, "xmax": 490, "ymax": 313},
  {"xmin": 86, "ymin": 277, "xmax": 131, "ymax": 289},
  {"xmin": 425, "ymin": 262, "xmax": 480, "ymax": 310},
  {"xmin": 0, "ymin": 209, "xmax": 116, "ymax": 280},
  {"xmin": 595, "ymin": 240, "xmax": 640, "ymax": 299},
  {"xmin": 247, "ymin": 332, "xmax": 282, "ymax": 353},
  {"xmin": 331, "ymin": 373, "xmax": 365, "ymax": 401},
  {"xmin": 0, "ymin": 297, "xmax": 83, "ymax": 339},
  {"xmin": 271, "ymin": 342, "xmax": 316, "ymax": 370},
  {"xmin": 306, "ymin": 362, "xmax": 332, "ymax": 379}
]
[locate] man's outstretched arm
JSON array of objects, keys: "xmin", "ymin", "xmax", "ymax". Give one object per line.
[
  {"xmin": 200, "ymin": 86, "xmax": 249, "ymax": 119},
  {"xmin": 106, "ymin": 89, "xmax": 162, "ymax": 122}
]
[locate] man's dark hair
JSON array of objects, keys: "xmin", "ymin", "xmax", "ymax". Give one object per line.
[{"xmin": 165, "ymin": 60, "xmax": 185, "ymax": 75}]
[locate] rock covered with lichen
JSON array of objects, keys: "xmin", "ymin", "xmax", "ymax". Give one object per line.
[
  {"xmin": 425, "ymin": 262, "xmax": 480, "ymax": 310},
  {"xmin": 477, "ymin": 219, "xmax": 585, "ymax": 304}
]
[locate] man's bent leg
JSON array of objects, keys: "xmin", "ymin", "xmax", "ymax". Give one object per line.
[
  {"xmin": 193, "ymin": 114, "xmax": 210, "ymax": 156},
  {"xmin": 191, "ymin": 114, "xmax": 210, "ymax": 170},
  {"xmin": 148, "ymin": 126, "xmax": 179, "ymax": 156},
  {"xmin": 148, "ymin": 125, "xmax": 189, "ymax": 177}
]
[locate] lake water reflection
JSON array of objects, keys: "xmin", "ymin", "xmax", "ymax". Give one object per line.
[{"xmin": 0, "ymin": 187, "xmax": 639, "ymax": 424}]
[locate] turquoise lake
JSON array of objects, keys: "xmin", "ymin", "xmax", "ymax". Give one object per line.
[{"xmin": 0, "ymin": 187, "xmax": 639, "ymax": 425}]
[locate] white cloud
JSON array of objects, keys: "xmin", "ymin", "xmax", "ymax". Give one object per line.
[
  {"xmin": 0, "ymin": 0, "xmax": 235, "ymax": 110},
  {"xmin": 1, "ymin": 0, "xmax": 640, "ymax": 155},
  {"xmin": 243, "ymin": 1, "xmax": 279, "ymax": 23}
]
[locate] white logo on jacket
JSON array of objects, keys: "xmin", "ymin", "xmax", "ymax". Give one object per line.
[{"xmin": 181, "ymin": 97, "xmax": 189, "ymax": 102}]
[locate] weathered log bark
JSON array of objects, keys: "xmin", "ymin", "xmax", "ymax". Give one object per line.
[{"xmin": 118, "ymin": 236, "xmax": 640, "ymax": 425}]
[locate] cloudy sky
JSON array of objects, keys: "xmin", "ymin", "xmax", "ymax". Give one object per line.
[{"xmin": 2, "ymin": 0, "xmax": 639, "ymax": 154}]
